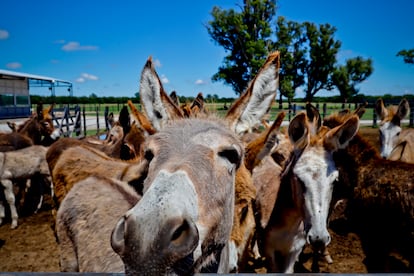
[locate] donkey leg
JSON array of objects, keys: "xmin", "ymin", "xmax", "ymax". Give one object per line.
[{"xmin": 2, "ymin": 179, "xmax": 18, "ymax": 229}]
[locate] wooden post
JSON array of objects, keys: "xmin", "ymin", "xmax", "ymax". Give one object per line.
[
  {"xmin": 373, "ymin": 110, "xmax": 377, "ymax": 128},
  {"xmin": 96, "ymin": 106, "xmax": 100, "ymax": 135},
  {"xmin": 82, "ymin": 107, "xmax": 86, "ymax": 136},
  {"xmin": 65, "ymin": 105, "xmax": 70, "ymax": 136},
  {"xmin": 74, "ymin": 105, "xmax": 81, "ymax": 136},
  {"xmin": 104, "ymin": 106, "xmax": 109, "ymax": 131},
  {"xmin": 323, "ymin": 103, "xmax": 327, "ymax": 119},
  {"xmin": 288, "ymin": 102, "xmax": 292, "ymax": 121}
]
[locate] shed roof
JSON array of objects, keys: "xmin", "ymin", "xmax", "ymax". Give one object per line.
[{"xmin": 0, "ymin": 69, "xmax": 72, "ymax": 84}]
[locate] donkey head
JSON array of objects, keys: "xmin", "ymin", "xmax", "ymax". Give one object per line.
[
  {"xmin": 111, "ymin": 118, "xmax": 243, "ymax": 275},
  {"xmin": 375, "ymin": 98, "xmax": 410, "ymax": 158},
  {"xmin": 287, "ymin": 110, "xmax": 359, "ymax": 251}
]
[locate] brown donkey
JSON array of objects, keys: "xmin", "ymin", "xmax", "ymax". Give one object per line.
[{"xmin": 323, "ymin": 109, "xmax": 414, "ymax": 272}]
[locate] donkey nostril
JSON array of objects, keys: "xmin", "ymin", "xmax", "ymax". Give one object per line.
[{"xmin": 171, "ymin": 220, "xmax": 190, "ymax": 245}]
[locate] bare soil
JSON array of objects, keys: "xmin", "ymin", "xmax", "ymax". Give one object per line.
[{"xmin": 0, "ymin": 128, "xmax": 381, "ymax": 273}]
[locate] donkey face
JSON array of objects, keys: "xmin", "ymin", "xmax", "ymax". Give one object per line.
[
  {"xmin": 111, "ymin": 118, "xmax": 243, "ymax": 275},
  {"xmin": 375, "ymin": 98, "xmax": 410, "ymax": 158},
  {"xmin": 288, "ymin": 112, "xmax": 359, "ymax": 252}
]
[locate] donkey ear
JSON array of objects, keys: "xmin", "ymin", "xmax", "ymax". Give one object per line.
[
  {"xmin": 305, "ymin": 102, "xmax": 321, "ymax": 134},
  {"xmin": 353, "ymin": 102, "xmax": 367, "ymax": 118},
  {"xmin": 288, "ymin": 112, "xmax": 309, "ymax": 151},
  {"xmin": 127, "ymin": 100, "xmax": 157, "ymax": 135},
  {"xmin": 375, "ymin": 98, "xmax": 388, "ymax": 120},
  {"xmin": 244, "ymin": 111, "xmax": 286, "ymax": 171},
  {"xmin": 324, "ymin": 115, "xmax": 359, "ymax": 151},
  {"xmin": 225, "ymin": 51, "xmax": 280, "ymax": 135},
  {"xmin": 7, "ymin": 121, "xmax": 17, "ymax": 132},
  {"xmin": 139, "ymin": 56, "xmax": 183, "ymax": 131},
  {"xmin": 397, "ymin": 98, "xmax": 410, "ymax": 120}
]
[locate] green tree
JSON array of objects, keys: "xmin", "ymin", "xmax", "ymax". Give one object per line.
[
  {"xmin": 206, "ymin": 0, "xmax": 277, "ymax": 95},
  {"xmin": 302, "ymin": 22, "xmax": 341, "ymax": 102},
  {"xmin": 332, "ymin": 57, "xmax": 373, "ymax": 102},
  {"xmin": 274, "ymin": 16, "xmax": 307, "ymax": 105},
  {"xmin": 397, "ymin": 48, "xmax": 414, "ymax": 64}
]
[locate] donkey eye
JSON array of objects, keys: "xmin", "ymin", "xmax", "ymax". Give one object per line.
[
  {"xmin": 397, "ymin": 131, "xmax": 401, "ymax": 136},
  {"xmin": 218, "ymin": 147, "xmax": 241, "ymax": 168},
  {"xmin": 144, "ymin": 149, "xmax": 154, "ymax": 162}
]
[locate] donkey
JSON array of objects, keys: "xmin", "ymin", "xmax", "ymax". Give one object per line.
[
  {"xmin": 109, "ymin": 52, "xmax": 280, "ymax": 274},
  {"xmin": 323, "ymin": 110, "xmax": 414, "ymax": 272},
  {"xmin": 1, "ymin": 103, "xmax": 60, "ymax": 217},
  {"xmin": 47, "ymin": 141, "xmax": 148, "ymax": 212},
  {"xmin": 375, "ymin": 98, "xmax": 414, "ymax": 163},
  {"xmin": 11, "ymin": 103, "xmax": 60, "ymax": 146},
  {"xmin": 56, "ymin": 176, "xmax": 141, "ymax": 272},
  {"xmin": 110, "ymin": 117, "xmax": 245, "ymax": 274},
  {"xmin": 0, "ymin": 145, "xmax": 50, "ymax": 228},
  {"xmin": 255, "ymin": 110, "xmax": 359, "ymax": 273}
]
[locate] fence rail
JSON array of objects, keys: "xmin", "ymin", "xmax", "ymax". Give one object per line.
[{"xmin": 16, "ymin": 100, "xmax": 414, "ymax": 138}]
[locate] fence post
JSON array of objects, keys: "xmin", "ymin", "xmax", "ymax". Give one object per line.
[
  {"xmin": 293, "ymin": 104, "xmax": 297, "ymax": 117},
  {"xmin": 96, "ymin": 106, "xmax": 100, "ymax": 135},
  {"xmin": 104, "ymin": 106, "xmax": 109, "ymax": 131},
  {"xmin": 82, "ymin": 107, "xmax": 86, "ymax": 136},
  {"xmin": 373, "ymin": 110, "xmax": 377, "ymax": 128},
  {"xmin": 323, "ymin": 103, "xmax": 327, "ymax": 118},
  {"xmin": 288, "ymin": 102, "xmax": 292, "ymax": 121},
  {"xmin": 64, "ymin": 105, "xmax": 70, "ymax": 136},
  {"xmin": 74, "ymin": 105, "xmax": 81, "ymax": 136}
]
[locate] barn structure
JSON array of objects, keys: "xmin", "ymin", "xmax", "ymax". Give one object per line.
[{"xmin": 0, "ymin": 69, "xmax": 73, "ymax": 119}]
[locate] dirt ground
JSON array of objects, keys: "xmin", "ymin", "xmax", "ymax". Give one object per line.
[{"xmin": 0, "ymin": 128, "xmax": 381, "ymax": 273}]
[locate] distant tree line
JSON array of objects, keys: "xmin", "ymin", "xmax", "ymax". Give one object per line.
[{"xmin": 30, "ymin": 92, "xmax": 414, "ymax": 108}]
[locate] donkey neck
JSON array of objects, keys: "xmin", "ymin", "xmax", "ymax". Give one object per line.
[
  {"xmin": 268, "ymin": 157, "xmax": 304, "ymax": 228},
  {"xmin": 18, "ymin": 117, "xmax": 42, "ymax": 144}
]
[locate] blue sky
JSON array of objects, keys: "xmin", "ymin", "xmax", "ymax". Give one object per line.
[{"xmin": 1, "ymin": 0, "xmax": 413, "ymax": 99}]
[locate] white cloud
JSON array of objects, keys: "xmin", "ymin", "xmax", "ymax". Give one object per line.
[
  {"xmin": 0, "ymin": 29, "xmax": 9, "ymax": 40},
  {"xmin": 6, "ymin": 62, "xmax": 22, "ymax": 69},
  {"xmin": 160, "ymin": 74, "xmax": 169, "ymax": 84},
  {"xmin": 62, "ymin": 41, "xmax": 98, "ymax": 51},
  {"xmin": 81, "ymin": 73, "xmax": 98, "ymax": 81},
  {"xmin": 76, "ymin": 77, "xmax": 85, "ymax": 83},
  {"xmin": 153, "ymin": 59, "xmax": 162, "ymax": 68},
  {"xmin": 195, "ymin": 79, "xmax": 206, "ymax": 85}
]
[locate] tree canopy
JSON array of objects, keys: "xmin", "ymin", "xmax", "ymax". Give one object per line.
[
  {"xmin": 206, "ymin": 0, "xmax": 276, "ymax": 95},
  {"xmin": 397, "ymin": 48, "xmax": 414, "ymax": 64},
  {"xmin": 207, "ymin": 1, "xmax": 374, "ymax": 102}
]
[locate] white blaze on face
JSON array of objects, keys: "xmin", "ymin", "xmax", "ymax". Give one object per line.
[
  {"xmin": 293, "ymin": 148, "xmax": 338, "ymax": 246},
  {"xmin": 380, "ymin": 122, "xmax": 402, "ymax": 158}
]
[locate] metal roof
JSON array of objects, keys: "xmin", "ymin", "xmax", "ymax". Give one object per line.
[{"xmin": 0, "ymin": 69, "xmax": 72, "ymax": 85}]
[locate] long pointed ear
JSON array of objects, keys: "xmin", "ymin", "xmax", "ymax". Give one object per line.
[
  {"xmin": 375, "ymin": 98, "xmax": 388, "ymax": 120},
  {"xmin": 353, "ymin": 102, "xmax": 367, "ymax": 118},
  {"xmin": 225, "ymin": 51, "xmax": 280, "ymax": 135},
  {"xmin": 324, "ymin": 115, "xmax": 359, "ymax": 152},
  {"xmin": 288, "ymin": 112, "xmax": 309, "ymax": 151},
  {"xmin": 305, "ymin": 102, "xmax": 321, "ymax": 134},
  {"xmin": 127, "ymin": 100, "xmax": 157, "ymax": 135},
  {"xmin": 139, "ymin": 56, "xmax": 183, "ymax": 131},
  {"xmin": 169, "ymin": 91, "xmax": 180, "ymax": 107},
  {"xmin": 7, "ymin": 121, "xmax": 17, "ymax": 132},
  {"xmin": 244, "ymin": 111, "xmax": 286, "ymax": 171},
  {"xmin": 396, "ymin": 98, "xmax": 410, "ymax": 120}
]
